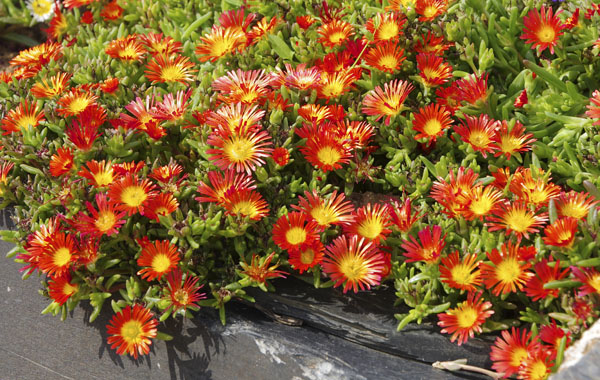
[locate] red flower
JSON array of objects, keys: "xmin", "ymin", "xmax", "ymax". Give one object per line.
[
  {"xmin": 490, "ymin": 327, "xmax": 540, "ymax": 377},
  {"xmin": 108, "ymin": 174, "xmax": 158, "ymax": 216},
  {"xmin": 387, "ymin": 198, "xmax": 422, "ymax": 233},
  {"xmin": 81, "ymin": 11, "xmax": 94, "ymax": 24},
  {"xmin": 362, "ymin": 79, "xmax": 414, "ymax": 125},
  {"xmin": 524, "ymin": 259, "xmax": 569, "ymax": 301},
  {"xmin": 137, "ymin": 240, "xmax": 180, "ymax": 281},
  {"xmin": 343, "ymin": 203, "xmax": 392, "ymax": 245},
  {"xmin": 437, "ymin": 291, "xmax": 494, "ymax": 346},
  {"xmin": 196, "ymin": 169, "xmax": 255, "ymax": 205},
  {"xmin": 520, "ymin": 5, "xmax": 565, "ymax": 54},
  {"xmin": 480, "ymin": 242, "xmax": 533, "ymax": 296},
  {"xmin": 106, "ymin": 305, "xmax": 158, "ymax": 359},
  {"xmin": 75, "ymin": 193, "xmax": 127, "ymax": 237},
  {"xmin": 49, "ymin": 147, "xmax": 74, "ymax": 177},
  {"xmin": 240, "ymin": 252, "xmax": 287, "ymax": 285},
  {"xmin": 411, "ymin": 103, "xmax": 453, "ymax": 143},
  {"xmin": 543, "ymin": 217, "xmax": 578, "ymax": 248},
  {"xmin": 164, "ymin": 268, "xmax": 205, "ymax": 314},
  {"xmin": 48, "ymin": 273, "xmax": 78, "ymax": 305},
  {"xmin": 207, "ymin": 126, "xmax": 273, "ymax": 175},
  {"xmin": 292, "ymin": 190, "xmax": 355, "ymax": 230},
  {"xmin": 271, "ymin": 147, "xmax": 290, "ymax": 166},
  {"xmin": 491, "ymin": 120, "xmax": 536, "ymax": 159},
  {"xmin": 454, "ymin": 114, "xmax": 499, "ymax": 158},
  {"xmin": 570, "ymin": 266, "xmax": 600, "ymax": 296},
  {"xmin": 439, "ymin": 251, "xmax": 482, "ymax": 292},
  {"xmin": 288, "ymin": 241, "xmax": 325, "ymax": 274},
  {"xmin": 401, "ymin": 225, "xmax": 446, "ymax": 264},
  {"xmin": 272, "ymin": 211, "xmax": 320, "ymax": 252},
  {"xmin": 586, "ymin": 90, "xmax": 600, "ymax": 126}
]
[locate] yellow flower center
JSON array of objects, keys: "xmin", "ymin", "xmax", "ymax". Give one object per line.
[
  {"xmin": 300, "ymin": 248, "xmax": 315, "ymax": 265},
  {"xmin": 95, "ymin": 210, "xmax": 116, "ymax": 232},
  {"xmin": 160, "ymin": 66, "xmax": 186, "ymax": 82},
  {"xmin": 173, "ymin": 289, "xmax": 190, "ymax": 305},
  {"xmin": 423, "ymin": 119, "xmax": 443, "ymax": 136},
  {"xmin": 529, "ymin": 360, "xmax": 549, "ymax": 380},
  {"xmin": 505, "ymin": 209, "xmax": 534, "ymax": 233},
  {"xmin": 211, "ymin": 38, "xmax": 237, "ymax": 58},
  {"xmin": 469, "ymin": 196, "xmax": 494, "ymax": 216},
  {"xmin": 62, "ymin": 282, "xmax": 78, "ymax": 296},
  {"xmin": 155, "ymin": 206, "xmax": 170, "ymax": 216},
  {"xmin": 121, "ymin": 185, "xmax": 148, "ymax": 207},
  {"xmin": 311, "ymin": 205, "xmax": 337, "ymax": 226},
  {"xmin": 423, "ymin": 6, "xmax": 439, "ymax": 18},
  {"xmin": 560, "ymin": 203, "xmax": 587, "ymax": 219},
  {"xmin": 119, "ymin": 46, "xmax": 140, "ymax": 60},
  {"xmin": 510, "ymin": 347, "xmax": 529, "ymax": 368},
  {"xmin": 120, "ymin": 320, "xmax": 144, "ymax": 343},
  {"xmin": 31, "ymin": 0, "xmax": 53, "ymax": 15},
  {"xmin": 17, "ymin": 115, "xmax": 39, "ymax": 130},
  {"xmin": 469, "ymin": 130, "xmax": 491, "ymax": 148},
  {"xmin": 317, "ymin": 146, "xmax": 342, "ymax": 166},
  {"xmin": 499, "ymin": 135, "xmax": 521, "ymax": 154},
  {"xmin": 377, "ymin": 22, "xmax": 399, "ymax": 41},
  {"xmin": 231, "ymin": 200, "xmax": 257, "ymax": 217},
  {"xmin": 495, "ymin": 258, "xmax": 522, "ymax": 284},
  {"xmin": 537, "ymin": 25, "xmax": 556, "ymax": 43},
  {"xmin": 450, "ymin": 264, "xmax": 474, "ymax": 286},
  {"xmin": 53, "ymin": 247, "xmax": 72, "ymax": 267},
  {"xmin": 357, "ymin": 218, "xmax": 383, "ymax": 240},
  {"xmin": 93, "ymin": 170, "xmax": 114, "ymax": 186},
  {"xmin": 151, "ymin": 253, "xmax": 172, "ymax": 273},
  {"xmin": 456, "ymin": 305, "xmax": 478, "ymax": 328},
  {"xmin": 588, "ymin": 274, "xmax": 600, "ymax": 293},
  {"xmin": 378, "ymin": 55, "xmax": 399, "ymax": 70},
  {"xmin": 285, "ymin": 227, "xmax": 307, "ymax": 245},
  {"xmin": 328, "ymin": 32, "xmax": 347, "ymax": 45},
  {"xmin": 68, "ymin": 97, "xmax": 91, "ymax": 115},
  {"xmin": 224, "ymin": 136, "xmax": 255, "ymax": 163},
  {"xmin": 338, "ymin": 254, "xmax": 367, "ymax": 282},
  {"xmin": 321, "ymin": 80, "xmax": 345, "ymax": 98}
]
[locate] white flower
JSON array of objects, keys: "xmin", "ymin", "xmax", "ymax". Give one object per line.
[{"xmin": 26, "ymin": 0, "xmax": 56, "ymax": 22}]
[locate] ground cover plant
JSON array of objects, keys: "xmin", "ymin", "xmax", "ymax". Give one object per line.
[{"xmin": 1, "ymin": 0, "xmax": 599, "ymax": 377}]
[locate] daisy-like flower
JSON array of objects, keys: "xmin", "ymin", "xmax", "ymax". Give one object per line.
[
  {"xmin": 208, "ymin": 103, "xmax": 265, "ymax": 134},
  {"xmin": 430, "ymin": 167, "xmax": 479, "ymax": 218},
  {"xmin": 437, "ymin": 291, "xmax": 494, "ymax": 346},
  {"xmin": 207, "ymin": 126, "xmax": 273, "ymax": 175},
  {"xmin": 539, "ymin": 321, "xmax": 571, "ymax": 360},
  {"xmin": 247, "ymin": 17, "xmax": 279, "ymax": 43},
  {"xmin": 105, "ymin": 35, "xmax": 146, "ymax": 62},
  {"xmin": 586, "ymin": 90, "xmax": 600, "ymax": 125},
  {"xmin": 1, "ymin": 100, "xmax": 45, "ymax": 135},
  {"xmin": 63, "ymin": 0, "xmax": 97, "ymax": 8},
  {"xmin": 514, "ymin": 89, "xmax": 528, "ymax": 108},
  {"xmin": 525, "ymin": 259, "xmax": 569, "ymax": 301},
  {"xmin": 108, "ymin": 174, "xmax": 158, "ymax": 216},
  {"xmin": 454, "ymin": 114, "xmax": 499, "ymax": 158},
  {"xmin": 317, "ymin": 50, "xmax": 355, "ymax": 74},
  {"xmin": 341, "ymin": 120, "xmax": 375, "ymax": 149},
  {"xmin": 31, "ymin": 72, "xmax": 71, "ymax": 98},
  {"xmin": 49, "ymin": 147, "xmax": 74, "ymax": 177},
  {"xmin": 520, "ymin": 5, "xmax": 565, "ymax": 55},
  {"xmin": 543, "ymin": 217, "xmax": 578, "ymax": 248},
  {"xmin": 296, "ymin": 15, "xmax": 316, "ymax": 29},
  {"xmin": 222, "ymin": 188, "xmax": 270, "ymax": 221},
  {"xmin": 570, "ymin": 266, "xmax": 600, "ymax": 296},
  {"xmin": 75, "ymin": 193, "xmax": 127, "ymax": 238},
  {"xmin": 299, "ymin": 132, "xmax": 352, "ymax": 172},
  {"xmin": 414, "ymin": 31, "xmax": 453, "ymax": 55},
  {"xmin": 106, "ymin": 304, "xmax": 158, "ymax": 359},
  {"xmin": 564, "ymin": 8, "xmax": 580, "ymax": 30},
  {"xmin": 218, "ymin": 8, "xmax": 255, "ymax": 33},
  {"xmin": 81, "ymin": 10, "xmax": 94, "ymax": 23},
  {"xmin": 240, "ymin": 252, "xmax": 287, "ymax": 285},
  {"xmin": 151, "ymin": 89, "xmax": 192, "ymax": 122},
  {"xmin": 139, "ymin": 33, "xmax": 182, "ymax": 57},
  {"xmin": 100, "ymin": 0, "xmax": 123, "ymax": 21},
  {"xmin": 415, "ymin": 0, "xmax": 448, "ymax": 22},
  {"xmin": 272, "ymin": 211, "xmax": 320, "ymax": 252},
  {"xmin": 317, "ymin": 69, "xmax": 360, "ymax": 100},
  {"xmin": 9, "ymin": 41, "xmax": 62, "ymax": 68},
  {"xmin": 298, "ymin": 104, "xmax": 332, "ymax": 124},
  {"xmin": 363, "ymin": 42, "xmax": 406, "ymax": 73},
  {"xmin": 20, "ymin": 217, "xmax": 61, "ymax": 275},
  {"xmin": 66, "ymin": 106, "xmax": 105, "ymax": 151},
  {"xmin": 417, "ymin": 53, "xmax": 452, "ymax": 87},
  {"xmin": 321, "ymin": 235, "xmax": 385, "ymax": 293},
  {"xmin": 365, "ymin": 12, "xmax": 406, "ymax": 42},
  {"xmin": 412, "ymin": 103, "xmax": 453, "ymax": 143},
  {"xmin": 344, "ymin": 203, "xmax": 392, "ymax": 245},
  {"xmin": 0, "ymin": 162, "xmax": 15, "ymax": 196},
  {"xmin": 195, "ymin": 26, "xmax": 246, "ymax": 62},
  {"xmin": 115, "ymin": 95, "xmax": 158, "ymax": 131},
  {"xmin": 271, "ymin": 147, "xmax": 290, "ymax": 166},
  {"xmin": 362, "ymin": 79, "xmax": 414, "ymax": 125},
  {"xmin": 387, "ymin": 198, "xmax": 422, "ymax": 233},
  {"xmin": 317, "ymin": 19, "xmax": 354, "ymax": 48},
  {"xmin": 492, "ymin": 120, "xmax": 536, "ymax": 159},
  {"xmin": 274, "ymin": 63, "xmax": 321, "ymax": 91},
  {"xmin": 113, "ymin": 162, "xmax": 145, "ymax": 176},
  {"xmin": 480, "ymin": 241, "xmax": 533, "ymax": 296},
  {"xmin": 455, "ymin": 73, "xmax": 489, "ymax": 106},
  {"xmin": 292, "ymin": 190, "xmax": 355, "ymax": 230},
  {"xmin": 137, "ymin": 240, "xmax": 180, "ymax": 281},
  {"xmin": 435, "ymin": 83, "xmax": 461, "ymax": 114},
  {"xmin": 490, "ymin": 327, "xmax": 540, "ymax": 378},
  {"xmin": 143, "ymin": 193, "xmax": 179, "ymax": 222},
  {"xmin": 212, "ymin": 69, "xmax": 272, "ymax": 105},
  {"xmin": 27, "ymin": 0, "xmax": 55, "ymax": 22},
  {"xmin": 401, "ymin": 225, "xmax": 446, "ymax": 264},
  {"xmin": 510, "ymin": 169, "xmax": 561, "ymax": 207},
  {"xmin": 38, "ymin": 232, "xmax": 78, "ymax": 278},
  {"xmin": 163, "ymin": 268, "xmax": 205, "ymax": 314},
  {"xmin": 439, "ymin": 251, "xmax": 482, "ymax": 292},
  {"xmin": 288, "ymin": 241, "xmax": 325, "ymax": 274},
  {"xmin": 555, "ymin": 191, "xmax": 599, "ymax": 219},
  {"xmin": 78, "ymin": 160, "xmax": 114, "ymax": 187},
  {"xmin": 48, "ymin": 273, "xmax": 78, "ymax": 305},
  {"xmin": 148, "ymin": 162, "xmax": 183, "ymax": 184},
  {"xmin": 56, "ymin": 88, "xmax": 98, "ymax": 117},
  {"xmin": 518, "ymin": 347, "xmax": 553, "ymax": 380},
  {"xmin": 144, "ymin": 54, "xmax": 196, "ymax": 84},
  {"xmin": 196, "ymin": 169, "xmax": 255, "ymax": 205},
  {"xmin": 460, "ymin": 185, "xmax": 504, "ymax": 221}
]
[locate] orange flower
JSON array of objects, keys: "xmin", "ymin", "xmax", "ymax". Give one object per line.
[
  {"xmin": 412, "ymin": 103, "xmax": 453, "ymax": 143},
  {"xmin": 105, "ymin": 35, "xmax": 146, "ymax": 62},
  {"xmin": 435, "ymin": 83, "xmax": 461, "ymax": 114},
  {"xmin": 48, "ymin": 273, "xmax": 78, "ymax": 305},
  {"xmin": 46, "ymin": 8, "xmax": 67, "ymax": 40},
  {"xmin": 454, "ymin": 114, "xmax": 499, "ymax": 158},
  {"xmin": 555, "ymin": 191, "xmax": 599, "ymax": 219},
  {"xmin": 415, "ymin": 0, "xmax": 448, "ymax": 22},
  {"xmin": 78, "ymin": 160, "xmax": 114, "ymax": 187},
  {"xmin": 362, "ymin": 79, "xmax": 414, "ymax": 125},
  {"xmin": 492, "ymin": 120, "xmax": 536, "ymax": 159},
  {"xmin": 272, "ymin": 211, "xmax": 320, "ymax": 252},
  {"xmin": 63, "ymin": 0, "xmax": 98, "ymax": 8},
  {"xmin": 66, "ymin": 105, "xmax": 105, "ymax": 150},
  {"xmin": 460, "ymin": 185, "xmax": 504, "ymax": 221},
  {"xmin": 322, "ymin": 235, "xmax": 385, "ymax": 293},
  {"xmin": 143, "ymin": 193, "xmax": 179, "ymax": 222},
  {"xmin": 137, "ymin": 240, "xmax": 180, "ymax": 281},
  {"xmin": 56, "ymin": 88, "xmax": 98, "ymax": 117},
  {"xmin": 31, "ymin": 72, "xmax": 71, "ymax": 98},
  {"xmin": 38, "ymin": 232, "xmax": 78, "ymax": 278},
  {"xmin": 514, "ymin": 89, "xmax": 528, "ymax": 108},
  {"xmin": 543, "ymin": 217, "xmax": 578, "ymax": 248},
  {"xmin": 148, "ymin": 162, "xmax": 184, "ymax": 184},
  {"xmin": 401, "ymin": 225, "xmax": 446, "ymax": 264},
  {"xmin": 116, "ymin": 95, "xmax": 158, "ymax": 131},
  {"xmin": 524, "ymin": 259, "xmax": 569, "ymax": 301},
  {"xmin": 212, "ymin": 69, "xmax": 272, "ymax": 104},
  {"xmin": 218, "ymin": 8, "xmax": 255, "ymax": 33},
  {"xmin": 490, "ymin": 328, "xmax": 541, "ymax": 378},
  {"xmin": 1, "ymin": 100, "xmax": 45, "ymax": 135},
  {"xmin": 207, "ymin": 126, "xmax": 273, "ymax": 175},
  {"xmin": 139, "ymin": 32, "xmax": 183, "ymax": 57},
  {"xmin": 75, "ymin": 193, "xmax": 127, "ymax": 238},
  {"xmin": 240, "ymin": 252, "xmax": 287, "ymax": 285},
  {"xmin": 456, "ymin": 72, "xmax": 489, "ymax": 106},
  {"xmin": 9, "ymin": 41, "xmax": 62, "ymax": 68},
  {"xmin": 299, "ymin": 132, "xmax": 352, "ymax": 172},
  {"xmin": 344, "ymin": 203, "xmax": 392, "ymax": 245},
  {"xmin": 288, "ymin": 241, "xmax": 325, "ymax": 274},
  {"xmin": 317, "ymin": 19, "xmax": 354, "ymax": 48},
  {"xmin": 106, "ymin": 304, "xmax": 158, "ymax": 359},
  {"xmin": 196, "ymin": 169, "xmax": 255, "ymax": 205},
  {"xmin": 0, "ymin": 162, "xmax": 15, "ymax": 196},
  {"xmin": 108, "ymin": 174, "xmax": 158, "ymax": 216},
  {"xmin": 222, "ymin": 188, "xmax": 270, "ymax": 221},
  {"xmin": 363, "ymin": 42, "xmax": 405, "ymax": 73},
  {"xmin": 317, "ymin": 69, "xmax": 360, "ymax": 100},
  {"xmin": 292, "ymin": 189, "xmax": 355, "ymax": 230},
  {"xmin": 100, "ymin": 77, "xmax": 119, "ymax": 94},
  {"xmin": 274, "ymin": 63, "xmax": 321, "ymax": 91},
  {"xmin": 387, "ymin": 198, "xmax": 422, "ymax": 233},
  {"xmin": 437, "ymin": 291, "xmax": 494, "ymax": 346},
  {"xmin": 164, "ymin": 268, "xmax": 205, "ymax": 313},
  {"xmin": 518, "ymin": 347, "xmax": 553, "ymax": 380},
  {"xmin": 144, "ymin": 54, "xmax": 196, "ymax": 84},
  {"xmin": 586, "ymin": 90, "xmax": 600, "ymax": 125},
  {"xmin": 152, "ymin": 89, "xmax": 192, "ymax": 121},
  {"xmin": 439, "ymin": 251, "xmax": 482, "ymax": 292},
  {"xmin": 296, "ymin": 15, "xmax": 316, "ymax": 29},
  {"xmin": 570, "ymin": 266, "xmax": 600, "ymax": 296},
  {"xmin": 510, "ymin": 169, "xmax": 561, "ymax": 207},
  {"xmin": 486, "ymin": 201, "xmax": 548, "ymax": 240},
  {"xmin": 207, "ymin": 103, "xmax": 265, "ymax": 134},
  {"xmin": 195, "ymin": 26, "xmax": 246, "ymax": 62},
  {"xmin": 365, "ymin": 12, "xmax": 406, "ymax": 42},
  {"xmin": 480, "ymin": 241, "xmax": 533, "ymax": 296},
  {"xmin": 298, "ymin": 104, "xmax": 332, "ymax": 124},
  {"xmin": 430, "ymin": 167, "xmax": 479, "ymax": 218},
  {"xmin": 113, "ymin": 162, "xmax": 145, "ymax": 176},
  {"xmin": 414, "ymin": 31, "xmax": 453, "ymax": 55},
  {"xmin": 417, "ymin": 53, "xmax": 452, "ymax": 87},
  {"xmin": 100, "ymin": 0, "xmax": 123, "ymax": 20},
  {"xmin": 271, "ymin": 147, "xmax": 289, "ymax": 166},
  {"xmin": 521, "ymin": 5, "xmax": 565, "ymax": 54},
  {"xmin": 49, "ymin": 147, "xmax": 74, "ymax": 177},
  {"xmin": 247, "ymin": 17, "xmax": 279, "ymax": 43}
]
